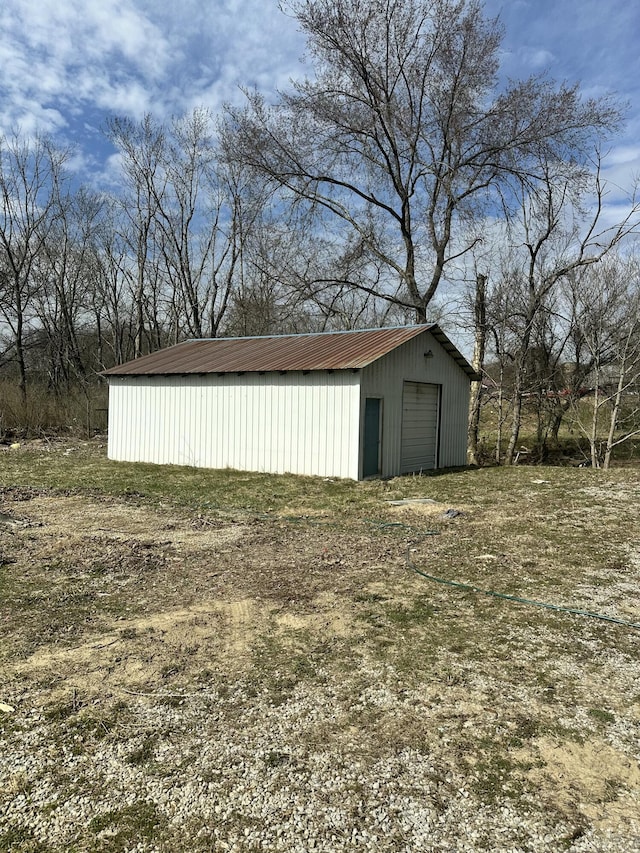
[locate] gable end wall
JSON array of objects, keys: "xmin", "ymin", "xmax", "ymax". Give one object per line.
[{"xmin": 360, "ymin": 330, "xmax": 470, "ymax": 476}]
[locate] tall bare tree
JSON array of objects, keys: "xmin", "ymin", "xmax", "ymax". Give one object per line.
[
  {"xmin": 226, "ymin": 0, "xmax": 624, "ymax": 321},
  {"xmin": 107, "ymin": 110, "xmax": 265, "ymax": 347},
  {"xmin": 106, "ymin": 115, "xmax": 167, "ymax": 358},
  {"xmin": 0, "ymin": 133, "xmax": 71, "ymax": 401},
  {"xmin": 33, "ymin": 188, "xmax": 105, "ymax": 389},
  {"xmin": 467, "ymin": 272, "xmax": 487, "ymax": 464}
]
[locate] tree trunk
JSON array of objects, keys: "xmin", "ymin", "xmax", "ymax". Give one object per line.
[
  {"xmin": 603, "ymin": 363, "xmax": 626, "ymax": 470},
  {"xmin": 505, "ymin": 385, "xmax": 523, "ymax": 465},
  {"xmin": 468, "ymin": 273, "xmax": 487, "ymax": 465},
  {"xmin": 590, "ymin": 363, "xmax": 601, "ymax": 468},
  {"xmin": 495, "ymin": 367, "xmax": 504, "ymax": 464},
  {"xmin": 15, "ymin": 306, "xmax": 27, "ymax": 406}
]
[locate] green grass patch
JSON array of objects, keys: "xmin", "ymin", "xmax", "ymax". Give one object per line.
[
  {"xmin": 87, "ymin": 801, "xmax": 164, "ymax": 851},
  {"xmin": 587, "ymin": 707, "xmax": 616, "ymax": 725},
  {"xmin": 0, "ymin": 825, "xmax": 52, "ymax": 853}
]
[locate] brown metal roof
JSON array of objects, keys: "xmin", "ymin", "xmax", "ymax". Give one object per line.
[{"xmin": 102, "ymin": 325, "xmax": 478, "ymax": 379}]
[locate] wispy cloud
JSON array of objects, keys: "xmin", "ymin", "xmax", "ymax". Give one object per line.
[
  {"xmin": 0, "ymin": 0, "xmax": 302, "ymax": 133},
  {"xmin": 0, "ymin": 0, "xmax": 638, "ymax": 200},
  {"xmin": 0, "ymin": 0, "xmax": 169, "ymax": 133}
]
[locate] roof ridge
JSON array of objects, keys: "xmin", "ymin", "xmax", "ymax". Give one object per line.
[{"xmin": 187, "ymin": 324, "xmax": 435, "ymax": 343}]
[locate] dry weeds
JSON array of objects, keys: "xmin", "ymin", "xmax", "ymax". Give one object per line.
[{"xmin": 1, "ymin": 452, "xmax": 639, "ymax": 852}]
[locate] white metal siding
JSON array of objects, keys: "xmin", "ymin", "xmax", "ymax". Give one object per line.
[
  {"xmin": 400, "ymin": 382, "xmax": 439, "ymax": 473},
  {"xmin": 107, "ymin": 371, "xmax": 361, "ymax": 479},
  {"xmin": 360, "ymin": 329, "xmax": 470, "ymax": 475}
]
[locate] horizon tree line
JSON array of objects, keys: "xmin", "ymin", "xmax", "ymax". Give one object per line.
[{"xmin": 1, "ymin": 0, "xmax": 639, "ymax": 464}]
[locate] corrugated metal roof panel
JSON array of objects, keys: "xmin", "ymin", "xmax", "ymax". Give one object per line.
[{"xmin": 102, "ymin": 325, "xmax": 478, "ymax": 379}]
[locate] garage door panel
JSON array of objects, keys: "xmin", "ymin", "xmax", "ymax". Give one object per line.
[{"xmin": 400, "ymin": 381, "xmax": 439, "ymax": 473}]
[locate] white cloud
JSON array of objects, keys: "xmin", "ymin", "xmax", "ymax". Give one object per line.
[
  {"xmin": 0, "ymin": 1, "xmax": 168, "ymax": 134},
  {"xmin": 517, "ymin": 46, "xmax": 555, "ymax": 71},
  {"xmin": 0, "ymin": 0, "xmax": 303, "ymax": 140},
  {"xmin": 0, "ymin": 0, "xmax": 638, "ymax": 204}
]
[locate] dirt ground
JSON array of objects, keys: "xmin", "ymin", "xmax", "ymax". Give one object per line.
[
  {"xmin": 2, "ymin": 492, "xmax": 392, "ymax": 696},
  {"xmin": 1, "ymin": 478, "xmax": 640, "ymax": 852}
]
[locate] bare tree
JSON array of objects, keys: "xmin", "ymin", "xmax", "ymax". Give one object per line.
[
  {"xmin": 106, "ymin": 115, "xmax": 167, "ymax": 358},
  {"xmin": 0, "ymin": 133, "xmax": 71, "ymax": 401},
  {"xmin": 568, "ymin": 257, "xmax": 640, "ymax": 468},
  {"xmin": 226, "ymin": 0, "xmax": 624, "ymax": 321},
  {"xmin": 489, "ymin": 155, "xmax": 639, "ymax": 464},
  {"xmin": 90, "ymin": 200, "xmax": 138, "ymax": 367},
  {"xmin": 33, "ymin": 188, "xmax": 105, "ymax": 389},
  {"xmin": 107, "ymin": 110, "xmax": 265, "ymax": 347},
  {"xmin": 467, "ymin": 272, "xmax": 487, "ymax": 464}
]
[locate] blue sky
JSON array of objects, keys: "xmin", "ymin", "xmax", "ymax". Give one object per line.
[
  {"xmin": 0, "ymin": 0, "xmax": 638, "ymax": 197},
  {"xmin": 493, "ymin": 0, "xmax": 640, "ymax": 192}
]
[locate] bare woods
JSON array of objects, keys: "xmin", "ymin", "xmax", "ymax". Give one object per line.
[{"xmin": 1, "ymin": 0, "xmax": 639, "ymax": 463}]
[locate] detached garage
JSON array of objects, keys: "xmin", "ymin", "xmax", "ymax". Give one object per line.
[{"xmin": 102, "ymin": 325, "xmax": 477, "ymax": 480}]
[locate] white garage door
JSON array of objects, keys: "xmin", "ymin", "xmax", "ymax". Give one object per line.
[{"xmin": 400, "ymin": 381, "xmax": 439, "ymax": 473}]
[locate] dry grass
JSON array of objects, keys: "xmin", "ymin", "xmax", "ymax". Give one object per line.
[
  {"xmin": 0, "ymin": 381, "xmax": 108, "ymax": 440},
  {"xmin": 1, "ymin": 443, "xmax": 639, "ymax": 851}
]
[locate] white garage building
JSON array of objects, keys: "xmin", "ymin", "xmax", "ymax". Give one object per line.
[{"xmin": 103, "ymin": 325, "xmax": 477, "ymax": 480}]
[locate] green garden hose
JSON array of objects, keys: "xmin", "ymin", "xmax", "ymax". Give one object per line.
[{"xmin": 406, "ymin": 549, "xmax": 640, "ymax": 630}]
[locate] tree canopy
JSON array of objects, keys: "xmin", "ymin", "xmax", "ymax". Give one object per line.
[{"xmin": 226, "ymin": 0, "xmax": 625, "ymax": 320}]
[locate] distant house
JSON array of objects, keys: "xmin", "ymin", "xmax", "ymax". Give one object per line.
[{"xmin": 102, "ymin": 325, "xmax": 478, "ymax": 480}]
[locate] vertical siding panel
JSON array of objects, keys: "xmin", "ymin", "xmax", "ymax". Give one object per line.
[
  {"xmin": 251, "ymin": 379, "xmax": 259, "ymax": 471},
  {"xmin": 201, "ymin": 382, "xmax": 209, "ymax": 468},
  {"xmin": 180, "ymin": 381, "xmax": 189, "ymax": 465},
  {"xmin": 163, "ymin": 381, "xmax": 172, "ymax": 464},
  {"xmin": 322, "ymin": 378, "xmax": 331, "ymax": 476},
  {"xmin": 293, "ymin": 380, "xmax": 301, "ymax": 474},
  {"xmin": 191, "ymin": 377, "xmax": 200, "ymax": 466},
  {"xmin": 309, "ymin": 380, "xmax": 317, "ymax": 473},
  {"xmin": 288, "ymin": 380, "xmax": 297, "ymax": 474},
  {"xmin": 237, "ymin": 380, "xmax": 245, "ymax": 469},
  {"xmin": 331, "ymin": 377, "xmax": 341, "ymax": 476},
  {"xmin": 257, "ymin": 378, "xmax": 265, "ymax": 471},
  {"xmin": 208, "ymin": 380, "xmax": 217, "ymax": 469},
  {"xmin": 132, "ymin": 383, "xmax": 138, "ymax": 460},
  {"xmin": 134, "ymin": 383, "xmax": 144, "ymax": 461},
  {"xmin": 272, "ymin": 381, "xmax": 281, "ymax": 473},
  {"xmin": 262, "ymin": 377, "xmax": 271, "ymax": 472},
  {"xmin": 110, "ymin": 382, "xmax": 121, "ymax": 460},
  {"xmin": 299, "ymin": 380, "xmax": 306, "ymax": 473},
  {"xmin": 349, "ymin": 378, "xmax": 362, "ymax": 479},
  {"xmin": 167, "ymin": 381, "xmax": 174, "ymax": 463},
  {"xmin": 160, "ymin": 381, "xmax": 169, "ymax": 464},
  {"xmin": 295, "ymin": 383, "xmax": 314, "ymax": 472},
  {"xmin": 220, "ymin": 379, "xmax": 229, "ymax": 469},
  {"xmin": 172, "ymin": 382, "xmax": 179, "ymax": 463},
  {"xmin": 280, "ymin": 380, "xmax": 289, "ymax": 473},
  {"xmin": 108, "ymin": 369, "xmax": 363, "ymax": 479},
  {"xmin": 147, "ymin": 382, "xmax": 156, "ymax": 462},
  {"xmin": 143, "ymin": 383, "xmax": 153, "ymax": 462},
  {"xmin": 197, "ymin": 377, "xmax": 205, "ymax": 467},
  {"xmin": 239, "ymin": 380, "xmax": 248, "ymax": 470},
  {"xmin": 227, "ymin": 380, "xmax": 235, "ymax": 468},
  {"xmin": 107, "ymin": 381, "xmax": 118, "ymax": 460},
  {"xmin": 226, "ymin": 380, "xmax": 234, "ymax": 467},
  {"xmin": 318, "ymin": 379, "xmax": 328, "ymax": 475},
  {"xmin": 207, "ymin": 379, "xmax": 216, "ymax": 469},
  {"xmin": 213, "ymin": 380, "xmax": 219, "ymax": 468},
  {"xmin": 246, "ymin": 379, "xmax": 253, "ymax": 471},
  {"xmin": 260, "ymin": 377, "xmax": 268, "ymax": 472}
]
